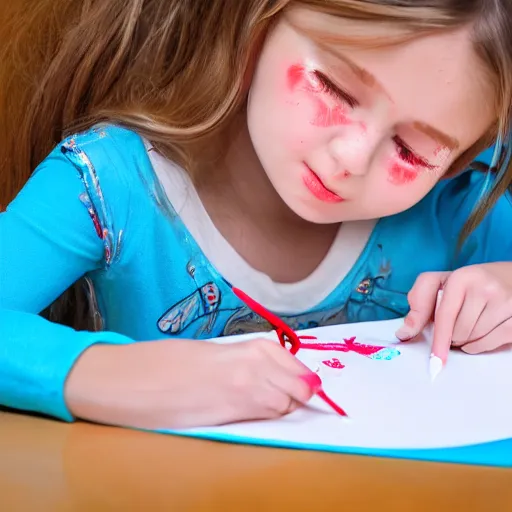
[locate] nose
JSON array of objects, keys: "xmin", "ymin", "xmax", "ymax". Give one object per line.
[{"xmin": 327, "ymin": 125, "xmax": 380, "ymax": 178}]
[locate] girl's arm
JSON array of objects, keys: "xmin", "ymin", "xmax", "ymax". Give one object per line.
[
  {"xmin": 0, "ymin": 149, "xmax": 134, "ymax": 420},
  {"xmin": 0, "ymin": 145, "xmax": 313, "ymax": 428}
]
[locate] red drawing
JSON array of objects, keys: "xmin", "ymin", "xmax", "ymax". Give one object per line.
[
  {"xmin": 299, "ymin": 337, "xmax": 381, "ymax": 356},
  {"xmin": 322, "ymin": 358, "xmax": 345, "ymax": 369},
  {"xmin": 230, "ymin": 286, "xmax": 400, "ymax": 418},
  {"xmin": 299, "ymin": 337, "xmax": 400, "ymax": 361}
]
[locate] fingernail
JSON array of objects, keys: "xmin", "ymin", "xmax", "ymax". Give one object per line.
[
  {"xmin": 429, "ymin": 354, "xmax": 443, "ymax": 382},
  {"xmin": 395, "ymin": 324, "xmax": 415, "ymax": 340},
  {"xmin": 300, "ymin": 372, "xmax": 322, "ymax": 392},
  {"xmin": 434, "ymin": 289, "xmax": 444, "ymax": 318}
]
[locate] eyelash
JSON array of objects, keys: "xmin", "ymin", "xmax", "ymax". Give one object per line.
[
  {"xmin": 393, "ymin": 136, "xmax": 433, "ymax": 169},
  {"xmin": 313, "ymin": 71, "xmax": 358, "ymax": 109}
]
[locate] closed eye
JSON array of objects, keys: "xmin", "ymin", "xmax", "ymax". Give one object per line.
[
  {"xmin": 313, "ymin": 71, "xmax": 358, "ymax": 109},
  {"xmin": 393, "ymin": 136, "xmax": 435, "ymax": 169}
]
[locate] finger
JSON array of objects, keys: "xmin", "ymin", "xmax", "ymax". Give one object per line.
[
  {"xmin": 263, "ymin": 371, "xmax": 312, "ymax": 416},
  {"xmin": 431, "ymin": 279, "xmax": 466, "ymax": 367},
  {"xmin": 467, "ymin": 298, "xmax": 512, "ymax": 341},
  {"xmin": 396, "ymin": 272, "xmax": 449, "ymax": 340},
  {"xmin": 253, "ymin": 386, "xmax": 302, "ymax": 419},
  {"xmin": 263, "ymin": 354, "xmax": 315, "ymax": 405},
  {"xmin": 451, "ymin": 291, "xmax": 486, "ymax": 345},
  {"xmin": 461, "ymin": 316, "xmax": 512, "ymax": 354},
  {"xmin": 274, "ymin": 398, "xmax": 302, "ymax": 416},
  {"xmin": 260, "ymin": 338, "xmax": 311, "ymax": 375}
]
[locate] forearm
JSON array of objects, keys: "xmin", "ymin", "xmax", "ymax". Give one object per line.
[
  {"xmin": 0, "ymin": 309, "xmax": 133, "ymax": 420},
  {"xmin": 64, "ymin": 339, "xmax": 222, "ymax": 429}
]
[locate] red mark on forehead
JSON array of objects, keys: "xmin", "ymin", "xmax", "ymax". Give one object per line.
[{"xmin": 387, "ymin": 162, "xmax": 418, "ymax": 186}]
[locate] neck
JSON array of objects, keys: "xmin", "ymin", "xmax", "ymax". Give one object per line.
[{"xmin": 197, "ymin": 112, "xmax": 312, "ymax": 229}]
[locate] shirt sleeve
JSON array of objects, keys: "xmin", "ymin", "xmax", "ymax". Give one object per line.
[{"xmin": 0, "ymin": 144, "xmax": 134, "ymax": 421}]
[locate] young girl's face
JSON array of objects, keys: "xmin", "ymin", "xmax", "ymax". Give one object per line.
[{"xmin": 246, "ymin": 11, "xmax": 496, "ymax": 224}]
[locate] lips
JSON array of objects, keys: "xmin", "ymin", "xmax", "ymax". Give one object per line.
[{"xmin": 303, "ymin": 165, "xmax": 344, "ymax": 203}]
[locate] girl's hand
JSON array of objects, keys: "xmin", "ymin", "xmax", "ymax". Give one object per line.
[
  {"xmin": 396, "ymin": 263, "xmax": 512, "ymax": 374},
  {"xmin": 65, "ymin": 337, "xmax": 317, "ymax": 429}
]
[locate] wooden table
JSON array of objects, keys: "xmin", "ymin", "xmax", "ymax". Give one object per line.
[{"xmin": 0, "ymin": 411, "xmax": 510, "ymax": 511}]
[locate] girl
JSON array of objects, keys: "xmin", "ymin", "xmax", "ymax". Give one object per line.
[{"xmin": 0, "ymin": 0, "xmax": 511, "ymax": 429}]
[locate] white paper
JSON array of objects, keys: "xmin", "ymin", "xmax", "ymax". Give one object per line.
[{"xmin": 178, "ymin": 319, "xmax": 512, "ymax": 450}]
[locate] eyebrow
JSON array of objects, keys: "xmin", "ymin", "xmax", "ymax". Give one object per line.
[
  {"xmin": 320, "ymin": 43, "xmax": 460, "ymax": 151},
  {"xmin": 413, "ymin": 121, "xmax": 459, "ymax": 151}
]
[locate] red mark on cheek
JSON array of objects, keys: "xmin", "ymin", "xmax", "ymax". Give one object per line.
[
  {"xmin": 387, "ymin": 162, "xmax": 418, "ymax": 186},
  {"xmin": 287, "ymin": 63, "xmax": 323, "ymax": 95},
  {"xmin": 287, "ymin": 64, "xmax": 305, "ymax": 91},
  {"xmin": 286, "ymin": 63, "xmax": 352, "ymax": 128},
  {"xmin": 312, "ymin": 99, "xmax": 350, "ymax": 128}
]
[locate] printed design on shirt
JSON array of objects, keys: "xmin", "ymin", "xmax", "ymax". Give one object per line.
[
  {"xmin": 349, "ymin": 244, "xmax": 408, "ymax": 321},
  {"xmin": 80, "ymin": 193, "xmax": 108, "ymax": 242},
  {"xmin": 156, "ymin": 244, "xmax": 407, "ymax": 337},
  {"xmin": 356, "ymin": 277, "xmax": 373, "ymax": 295},
  {"xmin": 61, "ymin": 137, "xmax": 122, "ymax": 266},
  {"xmin": 157, "ymin": 282, "xmax": 221, "ymax": 335},
  {"xmin": 156, "ymin": 277, "xmax": 407, "ymax": 337},
  {"xmin": 356, "ymin": 244, "xmax": 391, "ymax": 295},
  {"xmin": 356, "ymin": 245, "xmax": 392, "ymax": 295},
  {"xmin": 222, "ymin": 304, "xmax": 348, "ymax": 337},
  {"xmin": 156, "ymin": 282, "xmax": 350, "ymax": 337}
]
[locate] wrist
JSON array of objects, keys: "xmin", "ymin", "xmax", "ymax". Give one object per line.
[
  {"xmin": 64, "ymin": 339, "xmax": 222, "ymax": 429},
  {"xmin": 64, "ymin": 342, "xmax": 142, "ymax": 426}
]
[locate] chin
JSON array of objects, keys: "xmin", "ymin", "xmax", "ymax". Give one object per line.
[{"xmin": 285, "ymin": 199, "xmax": 346, "ymax": 225}]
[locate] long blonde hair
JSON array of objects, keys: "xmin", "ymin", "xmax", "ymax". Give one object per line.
[{"xmin": 1, "ymin": 0, "xmax": 511, "ymax": 328}]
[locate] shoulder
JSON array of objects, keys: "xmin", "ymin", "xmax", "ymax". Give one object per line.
[
  {"xmin": 60, "ymin": 123, "xmax": 146, "ymax": 155},
  {"xmin": 374, "ymin": 168, "xmax": 511, "ymax": 275},
  {"xmin": 45, "ymin": 124, "xmax": 158, "ymax": 265},
  {"xmin": 412, "ymin": 170, "xmax": 512, "ymax": 265},
  {"xmin": 11, "ymin": 124, "xmax": 151, "ymax": 223},
  {"xmin": 58, "ymin": 123, "xmax": 151, "ymax": 184}
]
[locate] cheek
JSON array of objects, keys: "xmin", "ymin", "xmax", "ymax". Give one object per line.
[
  {"xmin": 283, "ymin": 126, "xmax": 318, "ymax": 154},
  {"xmin": 248, "ymin": 91, "xmax": 316, "ymax": 159},
  {"xmin": 372, "ymin": 160, "xmax": 441, "ymax": 215}
]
